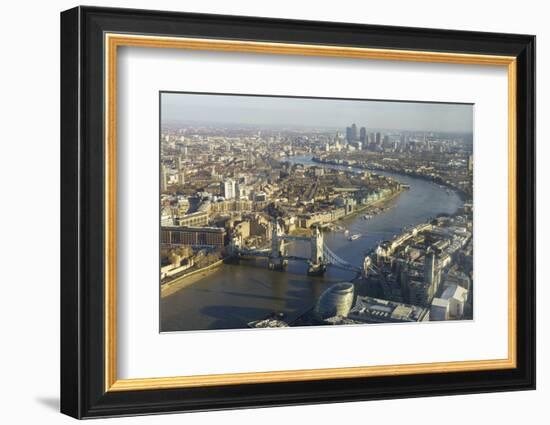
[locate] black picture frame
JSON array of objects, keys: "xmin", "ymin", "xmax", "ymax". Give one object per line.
[{"xmin": 61, "ymin": 5, "xmax": 536, "ymax": 419}]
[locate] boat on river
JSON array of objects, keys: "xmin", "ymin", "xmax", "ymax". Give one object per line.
[{"xmin": 348, "ymin": 234, "xmax": 361, "ymax": 241}]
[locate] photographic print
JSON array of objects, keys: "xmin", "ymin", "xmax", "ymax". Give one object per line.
[
  {"xmin": 159, "ymin": 92, "xmax": 474, "ymax": 332},
  {"xmin": 61, "ymin": 9, "xmax": 535, "ymax": 417}
]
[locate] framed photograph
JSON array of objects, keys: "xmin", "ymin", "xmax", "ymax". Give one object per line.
[{"xmin": 60, "ymin": 6, "xmax": 536, "ymax": 419}]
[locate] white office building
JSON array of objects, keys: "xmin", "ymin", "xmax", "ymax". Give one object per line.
[
  {"xmin": 430, "ymin": 298, "xmax": 450, "ymax": 321},
  {"xmin": 431, "ymin": 284, "xmax": 468, "ymax": 320},
  {"xmin": 222, "ymin": 178, "xmax": 236, "ymax": 199}
]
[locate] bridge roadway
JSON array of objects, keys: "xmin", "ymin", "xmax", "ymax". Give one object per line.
[{"xmin": 232, "ymin": 227, "xmax": 362, "ymax": 274}]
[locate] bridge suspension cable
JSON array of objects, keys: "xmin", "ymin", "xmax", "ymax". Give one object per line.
[
  {"xmin": 322, "ymin": 244, "xmax": 361, "ymax": 272},
  {"xmin": 231, "ymin": 229, "xmax": 365, "ymax": 275}
]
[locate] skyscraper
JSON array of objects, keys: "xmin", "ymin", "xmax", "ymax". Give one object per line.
[
  {"xmin": 359, "ymin": 126, "xmax": 367, "ymax": 143},
  {"xmin": 351, "ymin": 123, "xmax": 358, "ymax": 142},
  {"xmin": 345, "ymin": 126, "xmax": 352, "ymax": 143},
  {"xmin": 346, "ymin": 123, "xmax": 358, "ymax": 143},
  {"xmin": 424, "ymin": 249, "xmax": 435, "ymax": 289}
]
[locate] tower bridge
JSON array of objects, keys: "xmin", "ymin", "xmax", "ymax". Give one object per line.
[{"xmin": 229, "ymin": 222, "xmax": 363, "ymax": 276}]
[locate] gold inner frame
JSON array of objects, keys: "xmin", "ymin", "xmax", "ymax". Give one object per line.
[{"xmin": 104, "ymin": 33, "xmax": 517, "ymax": 392}]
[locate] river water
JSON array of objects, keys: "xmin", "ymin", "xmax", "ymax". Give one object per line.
[{"xmin": 160, "ymin": 155, "xmax": 463, "ymax": 332}]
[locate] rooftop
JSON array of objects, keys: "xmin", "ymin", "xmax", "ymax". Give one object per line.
[{"xmin": 349, "ymin": 296, "xmax": 428, "ymax": 323}]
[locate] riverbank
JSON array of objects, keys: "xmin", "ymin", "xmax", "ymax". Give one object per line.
[
  {"xmin": 336, "ymin": 187, "xmax": 406, "ymax": 225},
  {"xmin": 289, "ymin": 188, "xmax": 403, "ymax": 238},
  {"xmin": 349, "ymin": 187, "xmax": 404, "ymax": 218},
  {"xmin": 161, "ymin": 259, "xmax": 224, "ymax": 297},
  {"xmin": 311, "ymin": 156, "xmax": 469, "ymax": 201}
]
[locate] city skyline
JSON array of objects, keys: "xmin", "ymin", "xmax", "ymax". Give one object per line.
[{"xmin": 161, "ymin": 92, "xmax": 474, "ymax": 133}]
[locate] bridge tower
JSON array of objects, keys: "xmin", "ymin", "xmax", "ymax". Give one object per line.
[
  {"xmin": 268, "ymin": 220, "xmax": 288, "ymax": 270},
  {"xmin": 362, "ymin": 255, "xmax": 372, "ymax": 278},
  {"xmin": 307, "ymin": 226, "xmax": 326, "ymax": 275}
]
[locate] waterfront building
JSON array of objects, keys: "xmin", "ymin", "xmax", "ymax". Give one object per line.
[
  {"xmin": 349, "ymin": 296, "xmax": 429, "ymax": 323},
  {"xmin": 314, "ymin": 282, "xmax": 355, "ymax": 320},
  {"xmin": 343, "ymin": 197, "xmax": 356, "ymax": 214},
  {"xmin": 160, "ymin": 257, "xmax": 194, "ymax": 280},
  {"xmin": 160, "ymin": 226, "xmax": 226, "ymax": 248},
  {"xmin": 298, "ymin": 207, "xmax": 346, "ymax": 228}
]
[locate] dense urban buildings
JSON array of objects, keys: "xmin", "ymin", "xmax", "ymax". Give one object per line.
[{"xmin": 159, "ymin": 93, "xmax": 473, "ymax": 331}]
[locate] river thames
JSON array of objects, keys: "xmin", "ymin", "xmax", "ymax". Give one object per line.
[{"xmin": 160, "ymin": 155, "xmax": 463, "ymax": 332}]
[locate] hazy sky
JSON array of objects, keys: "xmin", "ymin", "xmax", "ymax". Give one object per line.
[{"xmin": 161, "ymin": 92, "xmax": 473, "ymax": 133}]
